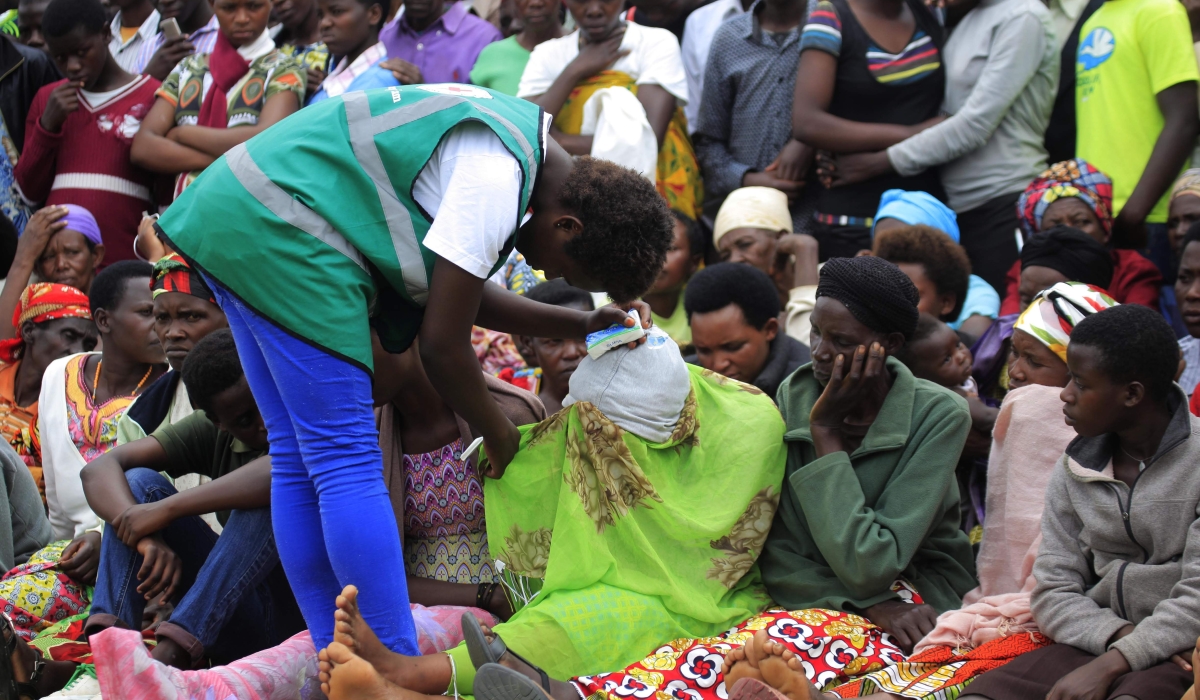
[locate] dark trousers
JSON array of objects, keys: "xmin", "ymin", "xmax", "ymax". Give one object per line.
[
  {"xmin": 956, "ymin": 192, "xmax": 1022, "ymax": 294},
  {"xmin": 966, "ymin": 642, "xmax": 1192, "ymax": 700},
  {"xmin": 89, "ymin": 468, "xmax": 304, "ymax": 665},
  {"xmin": 810, "ymin": 221, "xmax": 872, "ymax": 262}
]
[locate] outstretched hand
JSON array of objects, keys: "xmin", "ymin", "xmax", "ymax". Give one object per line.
[{"xmin": 586, "ymin": 300, "xmax": 654, "ymax": 349}]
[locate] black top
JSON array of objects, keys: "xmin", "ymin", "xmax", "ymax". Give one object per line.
[
  {"xmin": 0, "ymin": 37, "xmax": 59, "ymax": 156},
  {"xmin": 804, "ymin": 0, "xmax": 947, "ymax": 218}
]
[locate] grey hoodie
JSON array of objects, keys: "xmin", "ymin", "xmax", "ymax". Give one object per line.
[{"xmin": 1032, "ymin": 387, "xmax": 1200, "ymax": 671}]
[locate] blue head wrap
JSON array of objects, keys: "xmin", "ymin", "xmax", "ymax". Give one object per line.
[{"xmin": 872, "ymin": 189, "xmax": 960, "ymax": 243}]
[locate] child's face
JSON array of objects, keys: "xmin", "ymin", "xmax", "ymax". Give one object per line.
[
  {"xmin": 1008, "ymin": 328, "xmax": 1068, "ymax": 390},
  {"xmin": 1060, "ymin": 343, "xmax": 1127, "ymax": 437},
  {"xmin": 907, "ymin": 323, "xmax": 972, "ymax": 388},
  {"xmin": 45, "ymin": 27, "xmax": 110, "ymax": 90},
  {"xmin": 894, "ymin": 262, "xmax": 955, "ymax": 320},
  {"xmin": 648, "ymin": 218, "xmax": 696, "ymax": 296},
  {"xmin": 209, "ymin": 376, "xmax": 270, "ymax": 451}
]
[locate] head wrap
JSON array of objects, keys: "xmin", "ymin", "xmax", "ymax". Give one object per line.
[
  {"xmin": 151, "ymin": 252, "xmax": 215, "ymax": 304},
  {"xmin": 816, "ymin": 256, "xmax": 921, "ymax": 340},
  {"xmin": 1019, "ymin": 226, "xmax": 1114, "ymax": 291},
  {"xmin": 1017, "ymin": 160, "xmax": 1113, "ymax": 237},
  {"xmin": 1172, "ymin": 169, "xmax": 1200, "ymax": 204},
  {"xmin": 60, "ymin": 205, "xmax": 102, "ymax": 246},
  {"xmin": 713, "ymin": 187, "xmax": 792, "ymax": 247},
  {"xmin": 0, "ymin": 283, "xmax": 91, "ymax": 364},
  {"xmin": 1014, "ymin": 281, "xmax": 1118, "ymax": 363},
  {"xmin": 872, "ymin": 189, "xmax": 960, "ymax": 242}
]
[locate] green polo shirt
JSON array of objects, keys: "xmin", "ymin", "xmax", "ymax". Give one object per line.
[
  {"xmin": 151, "ymin": 411, "xmax": 266, "ymax": 527},
  {"xmin": 761, "ymin": 356, "xmax": 977, "ymax": 614}
]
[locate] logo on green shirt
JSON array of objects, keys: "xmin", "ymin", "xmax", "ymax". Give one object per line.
[{"xmin": 1078, "ymin": 27, "xmax": 1115, "ymax": 71}]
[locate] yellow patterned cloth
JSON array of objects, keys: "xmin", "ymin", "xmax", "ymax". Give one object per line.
[
  {"xmin": 0, "ymin": 541, "xmax": 90, "ymax": 641},
  {"xmin": 555, "ymin": 71, "xmax": 703, "ymax": 219},
  {"xmin": 63, "ymin": 354, "xmax": 138, "ymax": 463}
]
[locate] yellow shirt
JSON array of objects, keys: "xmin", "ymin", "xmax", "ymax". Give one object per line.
[{"xmin": 1076, "ymin": 0, "xmax": 1199, "ymax": 223}]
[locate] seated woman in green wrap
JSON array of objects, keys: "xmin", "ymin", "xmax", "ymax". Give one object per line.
[
  {"xmin": 516, "ymin": 0, "xmax": 703, "ymax": 219},
  {"xmin": 315, "ymin": 257, "xmax": 978, "ymax": 700},
  {"xmin": 315, "ymin": 323, "xmax": 789, "ymax": 700}
]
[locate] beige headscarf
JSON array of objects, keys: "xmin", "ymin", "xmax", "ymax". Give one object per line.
[
  {"xmin": 1172, "ymin": 169, "xmax": 1200, "ymax": 204},
  {"xmin": 713, "ymin": 187, "xmax": 792, "ymax": 247}
]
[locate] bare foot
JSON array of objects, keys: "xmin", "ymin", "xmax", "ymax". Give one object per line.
[
  {"xmin": 724, "ymin": 631, "xmax": 770, "ymax": 687},
  {"xmin": 322, "ymin": 641, "xmax": 408, "ymax": 700},
  {"xmin": 757, "ymin": 643, "xmax": 824, "ymax": 700},
  {"xmin": 331, "ymin": 585, "xmax": 452, "ymax": 695}
]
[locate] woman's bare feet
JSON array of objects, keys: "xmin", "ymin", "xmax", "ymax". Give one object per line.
[
  {"xmin": 755, "ymin": 639, "xmax": 825, "ymax": 700},
  {"xmin": 330, "ymin": 585, "xmax": 453, "ymax": 694},
  {"xmin": 321, "ymin": 642, "xmax": 412, "ymax": 700},
  {"xmin": 724, "ymin": 631, "xmax": 770, "ymax": 687}
]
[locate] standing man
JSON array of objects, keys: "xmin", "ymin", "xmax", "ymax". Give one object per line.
[
  {"xmin": 154, "ymin": 85, "xmax": 673, "ymax": 656},
  {"xmin": 106, "ymin": 0, "xmax": 158, "ymax": 72},
  {"xmin": 131, "ymin": 0, "xmax": 217, "ymax": 80},
  {"xmin": 379, "ymin": 0, "xmax": 500, "ymax": 84},
  {"xmin": 1075, "ymin": 0, "xmax": 1199, "ymax": 271}
]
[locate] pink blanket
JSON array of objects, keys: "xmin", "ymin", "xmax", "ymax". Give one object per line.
[
  {"xmin": 914, "ymin": 384, "xmax": 1075, "ymax": 653},
  {"xmin": 93, "ymin": 604, "xmax": 496, "ymax": 700}
]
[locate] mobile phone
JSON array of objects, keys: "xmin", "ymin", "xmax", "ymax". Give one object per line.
[{"xmin": 160, "ymin": 17, "xmax": 181, "ymax": 39}]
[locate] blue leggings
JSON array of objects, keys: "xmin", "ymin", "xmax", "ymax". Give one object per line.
[{"xmin": 212, "ymin": 282, "xmax": 418, "ymax": 654}]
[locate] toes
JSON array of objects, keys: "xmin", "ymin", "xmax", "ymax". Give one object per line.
[{"xmin": 326, "ymin": 641, "xmax": 356, "ymax": 665}]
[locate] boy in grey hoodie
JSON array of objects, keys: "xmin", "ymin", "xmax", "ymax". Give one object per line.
[{"xmin": 965, "ymin": 304, "xmax": 1200, "ymax": 700}]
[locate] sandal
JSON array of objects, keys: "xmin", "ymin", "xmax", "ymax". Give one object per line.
[
  {"xmin": 462, "ymin": 613, "xmax": 551, "ymax": 693},
  {"xmin": 0, "ymin": 613, "xmax": 43, "ymax": 700},
  {"xmin": 474, "ymin": 663, "xmax": 550, "ymax": 700}
]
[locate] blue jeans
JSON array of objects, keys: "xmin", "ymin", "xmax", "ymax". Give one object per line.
[
  {"xmin": 211, "ymin": 282, "xmax": 418, "ymax": 654},
  {"xmin": 89, "ymin": 469, "xmax": 303, "ymax": 664}
]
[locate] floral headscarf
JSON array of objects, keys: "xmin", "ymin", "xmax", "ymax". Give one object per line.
[
  {"xmin": 1014, "ymin": 281, "xmax": 1118, "ymax": 363},
  {"xmin": 0, "ymin": 283, "xmax": 91, "ymax": 363},
  {"xmin": 1017, "ymin": 160, "xmax": 1114, "ymax": 238}
]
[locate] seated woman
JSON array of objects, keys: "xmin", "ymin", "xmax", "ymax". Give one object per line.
[
  {"xmin": 516, "ymin": 0, "xmax": 702, "ymax": 219},
  {"xmin": 0, "ymin": 206, "xmax": 104, "ymax": 359},
  {"xmin": 306, "ymin": 0, "xmax": 398, "ymax": 103},
  {"xmin": 512, "ymin": 280, "xmax": 593, "ymax": 414},
  {"xmin": 999, "ymin": 160, "xmax": 1162, "ymax": 314},
  {"xmin": 805, "ymin": 282, "xmax": 1117, "ymax": 700},
  {"xmin": 117, "ymin": 253, "xmax": 228, "ymax": 445},
  {"xmin": 129, "ymin": 0, "xmax": 305, "ymax": 200},
  {"xmin": 0, "ymin": 283, "xmax": 94, "ymax": 500},
  {"xmin": 872, "ymin": 190, "xmax": 1000, "ymax": 340},
  {"xmin": 791, "ymin": 0, "xmax": 946, "ymax": 259},
  {"xmin": 970, "ymin": 226, "xmax": 1115, "ymax": 403}
]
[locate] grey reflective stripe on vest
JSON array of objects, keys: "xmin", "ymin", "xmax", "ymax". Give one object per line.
[
  {"xmin": 341, "ymin": 91, "xmax": 539, "ymax": 303},
  {"xmin": 343, "ymin": 91, "xmax": 430, "ymax": 304},
  {"xmin": 226, "ymin": 144, "xmax": 369, "ymax": 275}
]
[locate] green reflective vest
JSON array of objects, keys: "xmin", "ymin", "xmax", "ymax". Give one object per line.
[{"xmin": 158, "ymin": 84, "xmax": 546, "ymax": 371}]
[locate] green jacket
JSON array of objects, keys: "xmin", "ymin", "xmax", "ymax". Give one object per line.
[{"xmin": 761, "ymin": 357, "xmax": 977, "ymax": 614}]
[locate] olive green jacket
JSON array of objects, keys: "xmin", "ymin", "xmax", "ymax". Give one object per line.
[{"xmin": 761, "ymin": 357, "xmax": 978, "ymax": 614}]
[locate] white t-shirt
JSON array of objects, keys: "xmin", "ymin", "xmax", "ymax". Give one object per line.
[
  {"xmin": 516, "ymin": 22, "xmax": 689, "ymax": 104},
  {"xmin": 419, "ymin": 114, "xmax": 551, "ymax": 280}
]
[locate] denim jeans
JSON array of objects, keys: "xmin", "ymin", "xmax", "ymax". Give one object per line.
[{"xmin": 89, "ymin": 468, "xmax": 304, "ymax": 664}]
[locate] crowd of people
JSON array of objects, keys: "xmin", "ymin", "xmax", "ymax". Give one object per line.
[{"xmin": 0, "ymin": 0, "xmax": 1194, "ymax": 696}]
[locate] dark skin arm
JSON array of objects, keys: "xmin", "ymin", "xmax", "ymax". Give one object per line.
[
  {"xmin": 792, "ymin": 50, "xmax": 942, "ymax": 153},
  {"xmin": 167, "ymin": 92, "xmax": 300, "ymax": 158},
  {"xmin": 131, "ymin": 98, "xmax": 216, "ymax": 174},
  {"xmin": 421, "ymin": 259, "xmax": 646, "ymax": 475},
  {"xmin": 407, "ymin": 577, "xmax": 514, "ymax": 620},
  {"xmin": 1112, "ymin": 82, "xmax": 1200, "ymax": 245}
]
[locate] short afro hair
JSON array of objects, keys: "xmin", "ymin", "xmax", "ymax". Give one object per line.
[
  {"xmin": 1069, "ymin": 304, "xmax": 1179, "ymax": 402},
  {"xmin": 89, "ymin": 260, "xmax": 153, "ymax": 314},
  {"xmin": 671, "ymin": 209, "xmax": 705, "ymax": 261},
  {"xmin": 524, "ymin": 278, "xmax": 595, "ymax": 310},
  {"xmin": 181, "ymin": 329, "xmax": 245, "ymax": 415},
  {"xmin": 873, "ymin": 224, "xmax": 971, "ymax": 322},
  {"xmin": 684, "ymin": 262, "xmax": 779, "ymax": 330},
  {"xmin": 43, "ymin": 0, "xmax": 108, "ymax": 39},
  {"xmin": 560, "ymin": 157, "xmax": 673, "ymax": 304}
]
